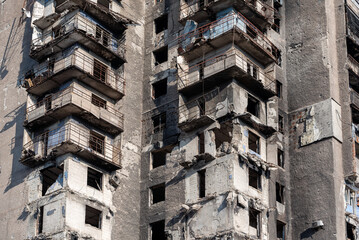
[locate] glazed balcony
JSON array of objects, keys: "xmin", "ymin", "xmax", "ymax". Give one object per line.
[
  {"xmin": 30, "ymin": 14, "xmax": 126, "ymax": 67},
  {"xmin": 20, "ymin": 123, "xmax": 121, "ymax": 171},
  {"xmin": 23, "ymin": 50, "xmax": 125, "ymax": 100},
  {"xmin": 177, "ymin": 49, "xmax": 276, "ymax": 98},
  {"xmin": 24, "ymin": 86, "xmax": 124, "ymax": 136},
  {"xmin": 177, "ymin": 11, "xmax": 278, "ymax": 66},
  {"xmin": 179, "ymin": 0, "xmax": 276, "ymax": 31}
]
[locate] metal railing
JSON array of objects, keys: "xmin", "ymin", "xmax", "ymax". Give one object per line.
[
  {"xmin": 177, "ymin": 11, "xmax": 278, "ymax": 59},
  {"xmin": 179, "ymin": 0, "xmax": 276, "ymax": 21},
  {"xmin": 31, "ymin": 13, "xmax": 125, "ymax": 58},
  {"xmin": 24, "ymin": 50, "xmax": 125, "ymax": 94},
  {"xmin": 177, "ymin": 49, "xmax": 276, "ymax": 93},
  {"xmin": 178, "ymin": 88, "xmax": 222, "ymax": 123},
  {"xmin": 25, "ymin": 86, "xmax": 124, "ymax": 125},
  {"xmin": 23, "ymin": 123, "xmax": 121, "ymax": 165}
]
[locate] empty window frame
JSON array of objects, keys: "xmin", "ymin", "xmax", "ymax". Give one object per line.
[
  {"xmin": 277, "ymin": 148, "xmax": 284, "ymax": 168},
  {"xmin": 91, "ymin": 94, "xmax": 107, "ymax": 109},
  {"xmin": 95, "ymin": 25, "xmax": 110, "ymax": 47},
  {"xmin": 150, "ymin": 220, "xmax": 166, "ymax": 240},
  {"xmin": 154, "ymin": 14, "xmax": 168, "ymax": 34},
  {"xmin": 276, "ymin": 182, "xmax": 284, "ymax": 204},
  {"xmin": 93, "ymin": 59, "xmax": 108, "ymax": 83},
  {"xmin": 277, "ymin": 221, "xmax": 285, "ymax": 240},
  {"xmin": 278, "ymin": 115, "xmax": 284, "ymax": 133},
  {"xmin": 198, "ymin": 132, "xmax": 205, "ymax": 154},
  {"xmin": 248, "ymin": 168, "xmax": 261, "ymax": 190},
  {"xmin": 41, "ymin": 166, "xmax": 64, "ymax": 196},
  {"xmin": 37, "ymin": 206, "xmax": 44, "ymax": 235},
  {"xmin": 152, "ymin": 112, "xmax": 166, "ymax": 133},
  {"xmin": 356, "ymin": 142, "xmax": 359, "ymax": 159},
  {"xmin": 152, "ymin": 78, "xmax": 167, "ymax": 99},
  {"xmin": 249, "ymin": 207, "xmax": 260, "ymax": 234},
  {"xmin": 151, "ymin": 150, "xmax": 166, "ymax": 169},
  {"xmin": 345, "ymin": 187, "xmax": 355, "ymax": 213},
  {"xmin": 248, "ymin": 131, "xmax": 260, "ymax": 154},
  {"xmin": 197, "ymin": 97, "xmax": 206, "ymax": 116},
  {"xmin": 89, "ymin": 131, "xmax": 105, "ymax": 155},
  {"xmin": 87, "ymin": 167, "xmax": 103, "ymax": 191},
  {"xmin": 273, "ymin": 17, "xmax": 280, "ymax": 33},
  {"xmin": 150, "ymin": 183, "xmax": 166, "ymax": 204},
  {"xmin": 276, "ymin": 80, "xmax": 282, "ymax": 98},
  {"xmin": 85, "ymin": 206, "xmax": 102, "ymax": 229},
  {"xmin": 153, "ymin": 46, "xmax": 168, "ymax": 66},
  {"xmin": 198, "ymin": 169, "xmax": 206, "ymax": 198},
  {"xmin": 347, "ymin": 222, "xmax": 356, "ymax": 240},
  {"xmin": 247, "ymin": 95, "xmax": 260, "ymax": 117},
  {"xmin": 247, "ymin": 61, "xmax": 258, "ymax": 79}
]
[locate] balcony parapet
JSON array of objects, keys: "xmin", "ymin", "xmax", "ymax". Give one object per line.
[
  {"xmin": 20, "ymin": 123, "xmax": 121, "ymax": 170},
  {"xmin": 177, "ymin": 11, "xmax": 278, "ymax": 66},
  {"xmin": 24, "ymin": 86, "xmax": 124, "ymax": 135},
  {"xmin": 23, "ymin": 50, "xmax": 125, "ymax": 100},
  {"xmin": 179, "ymin": 0, "xmax": 276, "ymax": 31},
  {"xmin": 177, "ymin": 49, "xmax": 276, "ymax": 98},
  {"xmin": 30, "ymin": 13, "xmax": 126, "ymax": 66}
]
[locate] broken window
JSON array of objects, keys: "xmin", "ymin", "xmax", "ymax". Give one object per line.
[
  {"xmin": 278, "ymin": 115, "xmax": 284, "ymax": 133},
  {"xmin": 345, "ymin": 187, "xmax": 356, "ymax": 213},
  {"xmin": 152, "ymin": 78, "xmax": 167, "ymax": 99},
  {"xmin": 276, "ymin": 182, "xmax": 284, "ymax": 204},
  {"xmin": 37, "ymin": 206, "xmax": 44, "ymax": 235},
  {"xmin": 198, "ymin": 132, "xmax": 205, "ymax": 154},
  {"xmin": 41, "ymin": 166, "xmax": 63, "ymax": 196},
  {"xmin": 277, "ymin": 148, "xmax": 284, "ymax": 168},
  {"xmin": 152, "ymin": 112, "xmax": 166, "ymax": 133},
  {"xmin": 85, "ymin": 206, "xmax": 102, "ymax": 229},
  {"xmin": 89, "ymin": 131, "xmax": 105, "ymax": 155},
  {"xmin": 198, "ymin": 169, "xmax": 206, "ymax": 198},
  {"xmin": 87, "ymin": 167, "xmax": 103, "ymax": 191},
  {"xmin": 347, "ymin": 222, "xmax": 356, "ymax": 240},
  {"xmin": 93, "ymin": 59, "xmax": 108, "ymax": 83},
  {"xmin": 151, "ymin": 183, "xmax": 166, "ymax": 204},
  {"xmin": 153, "ymin": 46, "xmax": 168, "ymax": 66},
  {"xmin": 247, "ymin": 95, "xmax": 260, "ymax": 117},
  {"xmin": 91, "ymin": 94, "xmax": 107, "ymax": 109},
  {"xmin": 154, "ymin": 14, "xmax": 168, "ymax": 34},
  {"xmin": 276, "ymin": 80, "xmax": 282, "ymax": 98},
  {"xmin": 95, "ymin": 25, "xmax": 110, "ymax": 47},
  {"xmin": 213, "ymin": 123, "xmax": 233, "ymax": 149},
  {"xmin": 249, "ymin": 168, "xmax": 261, "ymax": 190},
  {"xmin": 248, "ymin": 131, "xmax": 260, "ymax": 154},
  {"xmin": 151, "ymin": 150, "xmax": 166, "ymax": 169},
  {"xmin": 249, "ymin": 207, "xmax": 260, "ymax": 234},
  {"xmin": 277, "ymin": 221, "xmax": 285, "ymax": 240},
  {"xmin": 150, "ymin": 220, "xmax": 166, "ymax": 240}
]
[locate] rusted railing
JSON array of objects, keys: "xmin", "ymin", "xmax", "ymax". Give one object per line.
[
  {"xmin": 24, "ymin": 50, "xmax": 125, "ymax": 94},
  {"xmin": 179, "ymin": 0, "xmax": 276, "ymax": 21},
  {"xmin": 178, "ymin": 88, "xmax": 222, "ymax": 123},
  {"xmin": 177, "ymin": 49, "xmax": 276, "ymax": 93},
  {"xmin": 23, "ymin": 123, "xmax": 121, "ymax": 165},
  {"xmin": 177, "ymin": 11, "xmax": 278, "ymax": 59},
  {"xmin": 31, "ymin": 13, "xmax": 125, "ymax": 58},
  {"xmin": 25, "ymin": 86, "xmax": 124, "ymax": 125}
]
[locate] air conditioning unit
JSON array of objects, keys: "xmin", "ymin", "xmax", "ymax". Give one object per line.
[{"xmin": 109, "ymin": 172, "xmax": 121, "ymax": 188}]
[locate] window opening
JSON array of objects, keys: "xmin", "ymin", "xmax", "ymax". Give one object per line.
[
  {"xmin": 151, "ymin": 150, "xmax": 166, "ymax": 169},
  {"xmin": 37, "ymin": 206, "xmax": 44, "ymax": 234},
  {"xmin": 89, "ymin": 131, "xmax": 105, "ymax": 155},
  {"xmin": 87, "ymin": 167, "xmax": 103, "ymax": 191},
  {"xmin": 95, "ymin": 25, "xmax": 110, "ymax": 47},
  {"xmin": 249, "ymin": 207, "xmax": 260, "ymax": 236},
  {"xmin": 277, "ymin": 221, "xmax": 285, "ymax": 240},
  {"xmin": 247, "ymin": 95, "xmax": 259, "ymax": 117},
  {"xmin": 247, "ymin": 61, "xmax": 258, "ymax": 79},
  {"xmin": 98, "ymin": 0, "xmax": 110, "ymax": 8},
  {"xmin": 152, "ymin": 78, "xmax": 167, "ymax": 99},
  {"xmin": 276, "ymin": 80, "xmax": 282, "ymax": 98},
  {"xmin": 276, "ymin": 182, "xmax": 284, "ymax": 203},
  {"xmin": 150, "ymin": 220, "xmax": 166, "ymax": 240},
  {"xmin": 198, "ymin": 132, "xmax": 205, "ymax": 154},
  {"xmin": 278, "ymin": 115, "xmax": 284, "ymax": 133},
  {"xmin": 93, "ymin": 59, "xmax": 108, "ymax": 83},
  {"xmin": 277, "ymin": 148, "xmax": 284, "ymax": 168},
  {"xmin": 41, "ymin": 166, "xmax": 63, "ymax": 196},
  {"xmin": 198, "ymin": 169, "xmax": 206, "ymax": 198},
  {"xmin": 85, "ymin": 206, "xmax": 102, "ymax": 228},
  {"xmin": 249, "ymin": 168, "xmax": 261, "ymax": 190},
  {"xmin": 91, "ymin": 94, "xmax": 107, "ymax": 109},
  {"xmin": 198, "ymin": 97, "xmax": 206, "ymax": 116},
  {"xmin": 151, "ymin": 183, "xmax": 166, "ymax": 204},
  {"xmin": 248, "ymin": 131, "xmax": 260, "ymax": 154},
  {"xmin": 152, "ymin": 112, "xmax": 166, "ymax": 133},
  {"xmin": 153, "ymin": 46, "xmax": 168, "ymax": 66},
  {"xmin": 154, "ymin": 14, "xmax": 168, "ymax": 34}
]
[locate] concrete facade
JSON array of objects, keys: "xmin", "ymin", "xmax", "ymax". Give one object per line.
[{"xmin": 1, "ymin": 0, "xmax": 359, "ymax": 239}]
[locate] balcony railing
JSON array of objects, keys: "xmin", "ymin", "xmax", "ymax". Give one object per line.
[
  {"xmin": 25, "ymin": 86, "xmax": 124, "ymax": 134},
  {"xmin": 21, "ymin": 123, "xmax": 121, "ymax": 169},
  {"xmin": 24, "ymin": 50, "xmax": 125, "ymax": 99},
  {"xmin": 180, "ymin": 0, "xmax": 276, "ymax": 25},
  {"xmin": 31, "ymin": 13, "xmax": 126, "ymax": 61},
  {"xmin": 177, "ymin": 11, "xmax": 278, "ymax": 63},
  {"xmin": 177, "ymin": 49, "xmax": 276, "ymax": 95}
]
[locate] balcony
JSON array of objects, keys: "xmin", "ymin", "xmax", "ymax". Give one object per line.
[
  {"xmin": 23, "ymin": 50, "xmax": 125, "ymax": 100},
  {"xmin": 178, "ymin": 88, "xmax": 228, "ymax": 132},
  {"xmin": 20, "ymin": 123, "xmax": 121, "ymax": 170},
  {"xmin": 177, "ymin": 11, "xmax": 278, "ymax": 66},
  {"xmin": 24, "ymin": 86, "xmax": 124, "ymax": 136},
  {"xmin": 54, "ymin": 0, "xmax": 132, "ymax": 33},
  {"xmin": 30, "ymin": 14, "xmax": 126, "ymax": 67},
  {"xmin": 179, "ymin": 0, "xmax": 276, "ymax": 31},
  {"xmin": 177, "ymin": 49, "xmax": 276, "ymax": 98}
]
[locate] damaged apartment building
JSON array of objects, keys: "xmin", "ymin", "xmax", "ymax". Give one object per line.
[{"xmin": 2, "ymin": 0, "xmax": 359, "ymax": 239}]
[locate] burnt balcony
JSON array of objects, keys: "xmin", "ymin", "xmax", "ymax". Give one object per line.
[
  {"xmin": 30, "ymin": 14, "xmax": 126, "ymax": 67},
  {"xmin": 179, "ymin": 0, "xmax": 276, "ymax": 31},
  {"xmin": 177, "ymin": 11, "xmax": 278, "ymax": 66},
  {"xmin": 177, "ymin": 49, "xmax": 276, "ymax": 98},
  {"xmin": 23, "ymin": 50, "xmax": 125, "ymax": 100},
  {"xmin": 20, "ymin": 123, "xmax": 121, "ymax": 171},
  {"xmin": 24, "ymin": 86, "xmax": 124, "ymax": 136},
  {"xmin": 54, "ymin": 0, "xmax": 133, "ymax": 33}
]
